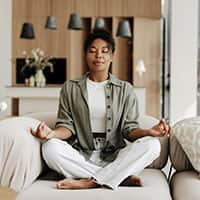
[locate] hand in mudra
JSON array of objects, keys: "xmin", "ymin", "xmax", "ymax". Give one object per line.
[
  {"xmin": 31, "ymin": 121, "xmax": 54, "ymax": 140},
  {"xmin": 150, "ymin": 119, "xmax": 171, "ymax": 137}
]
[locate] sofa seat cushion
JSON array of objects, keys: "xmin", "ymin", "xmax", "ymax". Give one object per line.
[
  {"xmin": 17, "ymin": 169, "xmax": 172, "ymax": 200},
  {"xmin": 170, "ymin": 171, "xmax": 200, "ymax": 200}
]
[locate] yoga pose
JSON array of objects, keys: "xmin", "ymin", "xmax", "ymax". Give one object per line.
[{"xmin": 31, "ymin": 29, "xmax": 170, "ymax": 190}]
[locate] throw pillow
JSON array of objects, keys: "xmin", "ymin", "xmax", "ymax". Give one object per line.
[
  {"xmin": 172, "ymin": 117, "xmax": 200, "ymax": 174},
  {"xmin": 0, "ymin": 116, "xmax": 42, "ymax": 192}
]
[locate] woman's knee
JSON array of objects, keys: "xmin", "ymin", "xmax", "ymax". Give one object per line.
[
  {"xmin": 144, "ymin": 137, "xmax": 161, "ymax": 157},
  {"xmin": 42, "ymin": 138, "xmax": 62, "ymax": 163},
  {"xmin": 134, "ymin": 136, "xmax": 161, "ymax": 157}
]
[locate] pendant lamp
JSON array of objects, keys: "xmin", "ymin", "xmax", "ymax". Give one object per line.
[
  {"xmin": 116, "ymin": 20, "xmax": 132, "ymax": 38},
  {"xmin": 20, "ymin": 23, "xmax": 35, "ymax": 39},
  {"xmin": 45, "ymin": 16, "xmax": 57, "ymax": 29},
  {"xmin": 94, "ymin": 18, "xmax": 105, "ymax": 29},
  {"xmin": 68, "ymin": 13, "xmax": 82, "ymax": 30}
]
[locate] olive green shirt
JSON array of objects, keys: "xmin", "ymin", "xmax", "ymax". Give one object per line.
[{"xmin": 56, "ymin": 73, "xmax": 139, "ymax": 162}]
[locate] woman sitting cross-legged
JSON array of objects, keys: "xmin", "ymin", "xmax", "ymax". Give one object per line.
[{"xmin": 31, "ymin": 28, "xmax": 170, "ymax": 190}]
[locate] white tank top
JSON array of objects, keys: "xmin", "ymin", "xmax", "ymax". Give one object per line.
[{"xmin": 86, "ymin": 78, "xmax": 108, "ymax": 133}]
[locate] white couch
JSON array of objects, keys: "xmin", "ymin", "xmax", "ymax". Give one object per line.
[{"xmin": 0, "ymin": 112, "xmax": 171, "ymax": 200}]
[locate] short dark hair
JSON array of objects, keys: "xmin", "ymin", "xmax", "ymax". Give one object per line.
[{"xmin": 84, "ymin": 28, "xmax": 115, "ymax": 54}]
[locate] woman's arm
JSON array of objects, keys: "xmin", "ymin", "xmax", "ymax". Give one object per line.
[
  {"xmin": 127, "ymin": 119, "xmax": 171, "ymax": 141},
  {"xmin": 31, "ymin": 122, "xmax": 72, "ymax": 141}
]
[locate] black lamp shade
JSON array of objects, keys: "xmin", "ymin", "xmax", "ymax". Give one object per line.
[
  {"xmin": 68, "ymin": 13, "xmax": 82, "ymax": 30},
  {"xmin": 94, "ymin": 18, "xmax": 105, "ymax": 29},
  {"xmin": 20, "ymin": 23, "xmax": 35, "ymax": 39},
  {"xmin": 45, "ymin": 16, "xmax": 57, "ymax": 29},
  {"xmin": 116, "ymin": 20, "xmax": 132, "ymax": 38}
]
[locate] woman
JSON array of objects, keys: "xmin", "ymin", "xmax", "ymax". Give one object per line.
[{"xmin": 31, "ymin": 29, "xmax": 170, "ymax": 190}]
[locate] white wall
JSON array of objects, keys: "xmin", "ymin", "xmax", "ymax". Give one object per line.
[
  {"xmin": 0, "ymin": 0, "xmax": 12, "ymax": 116},
  {"xmin": 170, "ymin": 0, "xmax": 198, "ymax": 124}
]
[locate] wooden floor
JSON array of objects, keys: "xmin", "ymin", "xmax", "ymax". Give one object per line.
[{"xmin": 0, "ymin": 186, "xmax": 17, "ymax": 200}]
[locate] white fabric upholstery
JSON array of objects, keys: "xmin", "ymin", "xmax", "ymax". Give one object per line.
[
  {"xmin": 0, "ymin": 117, "xmax": 42, "ymax": 192},
  {"xmin": 17, "ymin": 169, "xmax": 172, "ymax": 200},
  {"xmin": 171, "ymin": 171, "xmax": 200, "ymax": 200}
]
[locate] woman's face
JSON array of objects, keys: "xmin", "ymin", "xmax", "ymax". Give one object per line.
[{"xmin": 86, "ymin": 38, "xmax": 113, "ymax": 73}]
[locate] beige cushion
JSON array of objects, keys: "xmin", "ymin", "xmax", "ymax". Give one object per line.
[
  {"xmin": 0, "ymin": 117, "xmax": 43, "ymax": 192},
  {"xmin": 170, "ymin": 131, "xmax": 193, "ymax": 171},
  {"xmin": 17, "ymin": 169, "xmax": 172, "ymax": 200},
  {"xmin": 170, "ymin": 118, "xmax": 200, "ymax": 172},
  {"xmin": 170, "ymin": 171, "xmax": 200, "ymax": 200}
]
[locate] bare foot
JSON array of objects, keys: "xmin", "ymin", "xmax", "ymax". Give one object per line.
[
  {"xmin": 56, "ymin": 178, "xmax": 99, "ymax": 189},
  {"xmin": 120, "ymin": 176, "xmax": 144, "ymax": 187}
]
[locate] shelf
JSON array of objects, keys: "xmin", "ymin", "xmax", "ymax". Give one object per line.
[
  {"xmin": 5, "ymin": 86, "xmax": 61, "ymax": 98},
  {"xmin": 5, "ymin": 86, "xmax": 145, "ymax": 116}
]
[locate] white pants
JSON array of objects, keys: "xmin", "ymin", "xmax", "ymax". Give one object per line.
[{"xmin": 42, "ymin": 136, "xmax": 161, "ymax": 189}]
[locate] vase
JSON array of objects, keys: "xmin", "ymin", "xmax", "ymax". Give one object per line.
[
  {"xmin": 29, "ymin": 75, "xmax": 35, "ymax": 87},
  {"xmin": 35, "ymin": 69, "xmax": 46, "ymax": 87}
]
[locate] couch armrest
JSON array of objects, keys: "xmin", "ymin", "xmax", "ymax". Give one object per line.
[
  {"xmin": 138, "ymin": 115, "xmax": 169, "ymax": 169},
  {"xmin": 0, "ymin": 117, "xmax": 43, "ymax": 192},
  {"xmin": 24, "ymin": 111, "xmax": 57, "ymax": 129}
]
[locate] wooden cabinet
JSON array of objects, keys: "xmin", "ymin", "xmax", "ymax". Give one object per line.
[{"xmin": 12, "ymin": 0, "xmax": 161, "ymax": 118}]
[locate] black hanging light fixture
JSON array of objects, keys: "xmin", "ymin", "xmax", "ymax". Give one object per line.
[
  {"xmin": 45, "ymin": 16, "xmax": 57, "ymax": 29},
  {"xmin": 45, "ymin": 0, "xmax": 57, "ymax": 30},
  {"xmin": 116, "ymin": 20, "xmax": 132, "ymax": 38},
  {"xmin": 68, "ymin": 13, "xmax": 82, "ymax": 30},
  {"xmin": 94, "ymin": 18, "xmax": 105, "ymax": 29},
  {"xmin": 20, "ymin": 22, "xmax": 35, "ymax": 39}
]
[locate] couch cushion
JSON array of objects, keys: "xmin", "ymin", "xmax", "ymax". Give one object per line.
[
  {"xmin": 170, "ymin": 171, "xmax": 200, "ymax": 200},
  {"xmin": 170, "ymin": 118, "xmax": 196, "ymax": 171},
  {"xmin": 172, "ymin": 117, "xmax": 200, "ymax": 173},
  {"xmin": 17, "ymin": 169, "xmax": 172, "ymax": 200},
  {"xmin": 0, "ymin": 117, "xmax": 43, "ymax": 192}
]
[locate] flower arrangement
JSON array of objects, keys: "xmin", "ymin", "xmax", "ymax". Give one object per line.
[
  {"xmin": 21, "ymin": 48, "xmax": 54, "ymax": 73},
  {"xmin": 20, "ymin": 48, "xmax": 54, "ymax": 87}
]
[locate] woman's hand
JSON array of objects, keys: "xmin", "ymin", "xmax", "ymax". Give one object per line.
[
  {"xmin": 150, "ymin": 119, "xmax": 171, "ymax": 137},
  {"xmin": 31, "ymin": 121, "xmax": 54, "ymax": 140}
]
